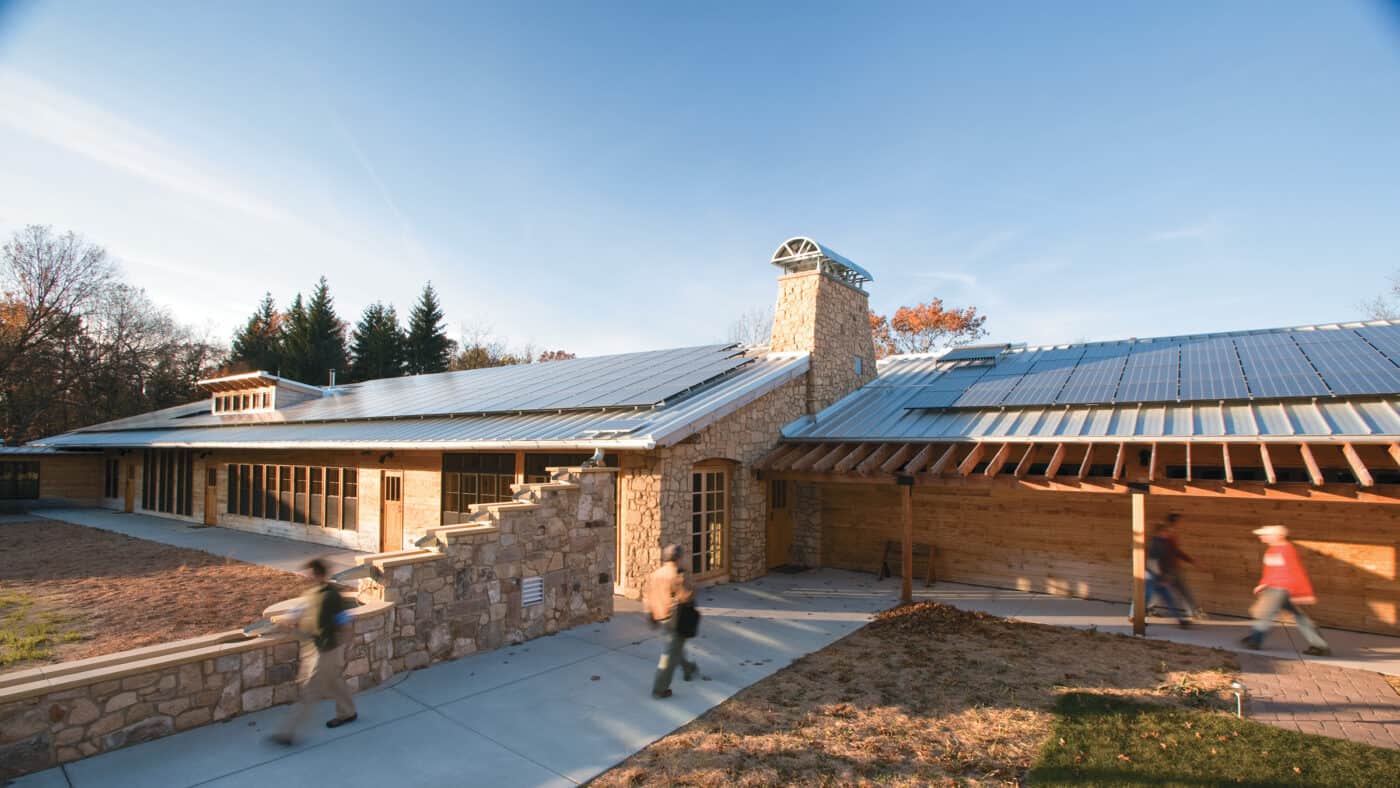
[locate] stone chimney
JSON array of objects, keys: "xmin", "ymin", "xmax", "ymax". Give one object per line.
[{"xmin": 768, "ymin": 237, "xmax": 877, "ymax": 414}]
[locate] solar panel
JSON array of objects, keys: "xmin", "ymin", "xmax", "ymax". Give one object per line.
[
  {"xmin": 1298, "ymin": 329, "xmax": 1400, "ymax": 395},
  {"xmin": 925, "ymin": 366, "xmax": 992, "ymax": 391},
  {"xmin": 1116, "ymin": 342, "xmax": 1179, "ymax": 402},
  {"xmin": 983, "ymin": 350, "xmax": 1041, "ymax": 377},
  {"xmin": 1057, "ymin": 349, "xmax": 1128, "ymax": 404},
  {"xmin": 953, "ymin": 375, "xmax": 1022, "ymax": 407},
  {"xmin": 1234, "ymin": 334, "xmax": 1329, "ymax": 398},
  {"xmin": 1354, "ymin": 324, "xmax": 1400, "ymax": 362},
  {"xmin": 1179, "ymin": 337, "xmax": 1248, "ymax": 400},
  {"xmin": 902, "ymin": 388, "xmax": 963, "ymax": 409}
]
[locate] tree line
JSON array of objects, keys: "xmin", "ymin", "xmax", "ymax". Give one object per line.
[
  {"xmin": 229, "ymin": 281, "xmax": 576, "ymax": 386},
  {"xmin": 728, "ymin": 300, "xmax": 988, "ymax": 357}
]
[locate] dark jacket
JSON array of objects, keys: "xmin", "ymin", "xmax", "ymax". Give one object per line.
[{"xmin": 307, "ymin": 584, "xmax": 348, "ymax": 652}]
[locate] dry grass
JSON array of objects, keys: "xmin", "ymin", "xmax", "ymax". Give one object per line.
[
  {"xmin": 594, "ymin": 602, "xmax": 1237, "ymax": 787},
  {"xmin": 1386, "ymin": 674, "xmax": 1400, "ymax": 697},
  {"xmin": 0, "ymin": 520, "xmax": 309, "ymax": 672}
]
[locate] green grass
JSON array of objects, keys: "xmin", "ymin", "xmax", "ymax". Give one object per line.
[
  {"xmin": 0, "ymin": 591, "xmax": 84, "ymax": 669},
  {"xmin": 1030, "ymin": 693, "xmax": 1400, "ymax": 787}
]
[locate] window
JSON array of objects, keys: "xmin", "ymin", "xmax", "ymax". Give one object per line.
[
  {"xmin": 770, "ymin": 478, "xmax": 787, "ymax": 509},
  {"xmin": 690, "ymin": 466, "xmax": 728, "ymax": 576},
  {"xmin": 522, "ymin": 452, "xmax": 616, "ymax": 483},
  {"xmin": 0, "ymin": 461, "xmax": 39, "ymax": 500},
  {"xmin": 141, "ymin": 449, "xmax": 192, "ymax": 515},
  {"xmin": 104, "ymin": 458, "xmax": 120, "ymax": 498},
  {"xmin": 441, "ymin": 453, "xmax": 515, "ymax": 524},
  {"xmin": 211, "ymin": 386, "xmax": 275, "ymax": 414},
  {"xmin": 225, "ymin": 463, "xmax": 358, "ymax": 530}
]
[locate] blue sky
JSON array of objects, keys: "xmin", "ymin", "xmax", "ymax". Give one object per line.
[{"xmin": 2, "ymin": 1, "xmax": 1399, "ymax": 355}]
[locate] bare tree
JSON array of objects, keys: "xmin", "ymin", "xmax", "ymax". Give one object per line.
[
  {"xmin": 1363, "ymin": 271, "xmax": 1400, "ymax": 320},
  {"xmin": 726, "ymin": 305, "xmax": 774, "ymax": 347},
  {"xmin": 0, "ymin": 225, "xmax": 114, "ymax": 380}
]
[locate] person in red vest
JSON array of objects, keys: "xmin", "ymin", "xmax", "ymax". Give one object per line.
[{"xmin": 1241, "ymin": 525, "xmax": 1330, "ymax": 656}]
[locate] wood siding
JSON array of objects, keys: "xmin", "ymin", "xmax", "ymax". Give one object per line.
[{"xmin": 820, "ymin": 484, "xmax": 1400, "ymax": 635}]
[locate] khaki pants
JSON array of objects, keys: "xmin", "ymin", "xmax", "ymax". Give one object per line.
[
  {"xmin": 652, "ymin": 616, "xmax": 697, "ymax": 695},
  {"xmin": 277, "ymin": 644, "xmax": 356, "ymax": 737}
]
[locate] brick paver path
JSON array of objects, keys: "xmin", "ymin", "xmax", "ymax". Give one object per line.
[{"xmin": 1239, "ymin": 653, "xmax": 1400, "ymax": 750}]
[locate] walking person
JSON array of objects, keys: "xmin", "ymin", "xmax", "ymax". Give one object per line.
[
  {"xmin": 646, "ymin": 544, "xmax": 699, "ymax": 699},
  {"xmin": 1157, "ymin": 514, "xmax": 1205, "ymax": 619},
  {"xmin": 1129, "ymin": 518, "xmax": 1191, "ymax": 627},
  {"xmin": 269, "ymin": 559, "xmax": 358, "ymax": 745},
  {"xmin": 1242, "ymin": 525, "xmax": 1330, "ymax": 655}
]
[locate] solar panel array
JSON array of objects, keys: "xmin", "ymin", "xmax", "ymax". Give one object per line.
[{"xmin": 905, "ymin": 323, "xmax": 1400, "ymax": 410}]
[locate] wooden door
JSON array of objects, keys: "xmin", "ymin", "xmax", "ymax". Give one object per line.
[
  {"xmin": 123, "ymin": 466, "xmax": 136, "ymax": 513},
  {"xmin": 766, "ymin": 479, "xmax": 795, "ymax": 568},
  {"xmin": 203, "ymin": 467, "xmax": 218, "ymax": 526},
  {"xmin": 381, "ymin": 472, "xmax": 404, "ymax": 551}
]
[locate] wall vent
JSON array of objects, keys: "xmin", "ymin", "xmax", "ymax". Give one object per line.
[{"xmin": 521, "ymin": 576, "xmax": 544, "ymax": 607}]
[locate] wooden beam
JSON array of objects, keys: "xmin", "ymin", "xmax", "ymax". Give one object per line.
[
  {"xmin": 927, "ymin": 444, "xmax": 959, "ymax": 476},
  {"xmin": 1131, "ymin": 493, "xmax": 1146, "ymax": 637},
  {"xmin": 984, "ymin": 443, "xmax": 1014, "ymax": 477},
  {"xmin": 855, "ymin": 444, "xmax": 897, "ymax": 474},
  {"xmin": 832, "ymin": 443, "xmax": 873, "ymax": 473},
  {"xmin": 878, "ymin": 443, "xmax": 918, "ymax": 474},
  {"xmin": 1221, "ymin": 443, "xmax": 1234, "ymax": 484},
  {"xmin": 756, "ymin": 443, "xmax": 803, "ymax": 471},
  {"xmin": 1388, "ymin": 442, "xmax": 1400, "ymax": 470},
  {"xmin": 957, "ymin": 443, "xmax": 988, "ymax": 477},
  {"xmin": 1077, "ymin": 444, "xmax": 1094, "ymax": 480},
  {"xmin": 1259, "ymin": 442, "xmax": 1277, "ymax": 485},
  {"xmin": 810, "ymin": 444, "xmax": 853, "ymax": 472},
  {"xmin": 1298, "ymin": 442, "xmax": 1324, "ymax": 486},
  {"xmin": 1342, "ymin": 442, "xmax": 1374, "ymax": 488},
  {"xmin": 1013, "ymin": 444, "xmax": 1037, "ymax": 478},
  {"xmin": 789, "ymin": 443, "xmax": 835, "ymax": 472},
  {"xmin": 1147, "ymin": 443, "xmax": 1160, "ymax": 483},
  {"xmin": 1112, "ymin": 442, "xmax": 1128, "ymax": 481},
  {"xmin": 903, "ymin": 443, "xmax": 938, "ymax": 475},
  {"xmin": 900, "ymin": 481, "xmax": 914, "ymax": 605},
  {"xmin": 1184, "ymin": 442, "xmax": 1192, "ymax": 483},
  {"xmin": 1044, "ymin": 443, "xmax": 1067, "ymax": 480}
]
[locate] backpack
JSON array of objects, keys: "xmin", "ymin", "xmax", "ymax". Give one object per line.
[
  {"xmin": 312, "ymin": 585, "xmax": 348, "ymax": 651},
  {"xmin": 675, "ymin": 601, "xmax": 701, "ymax": 639}
]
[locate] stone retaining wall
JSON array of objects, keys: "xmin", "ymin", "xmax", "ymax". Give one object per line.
[{"xmin": 0, "ymin": 466, "xmax": 616, "ymax": 779}]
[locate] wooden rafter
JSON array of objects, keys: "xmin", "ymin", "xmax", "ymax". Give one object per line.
[
  {"xmin": 984, "ymin": 443, "xmax": 1014, "ymax": 477},
  {"xmin": 1077, "ymin": 444, "xmax": 1094, "ymax": 480},
  {"xmin": 903, "ymin": 443, "xmax": 938, "ymax": 475},
  {"xmin": 832, "ymin": 443, "xmax": 873, "ymax": 473},
  {"xmin": 957, "ymin": 443, "xmax": 988, "ymax": 477},
  {"xmin": 756, "ymin": 443, "xmax": 801, "ymax": 470},
  {"xmin": 1259, "ymin": 442, "xmax": 1278, "ymax": 484},
  {"xmin": 1147, "ymin": 443, "xmax": 1160, "ymax": 483},
  {"xmin": 1043, "ymin": 443, "xmax": 1067, "ymax": 480},
  {"xmin": 811, "ymin": 444, "xmax": 853, "ymax": 472},
  {"xmin": 1342, "ymin": 443, "xmax": 1374, "ymax": 488},
  {"xmin": 1013, "ymin": 444, "xmax": 1037, "ymax": 478},
  {"xmin": 1388, "ymin": 442, "xmax": 1400, "ymax": 470},
  {"xmin": 789, "ymin": 443, "xmax": 833, "ymax": 472},
  {"xmin": 1112, "ymin": 442, "xmax": 1127, "ymax": 481},
  {"xmin": 927, "ymin": 444, "xmax": 959, "ymax": 476},
  {"xmin": 856, "ymin": 444, "xmax": 897, "ymax": 475},
  {"xmin": 879, "ymin": 443, "xmax": 918, "ymax": 474},
  {"xmin": 1221, "ymin": 443, "xmax": 1234, "ymax": 484},
  {"xmin": 1298, "ymin": 443, "xmax": 1324, "ymax": 486}
]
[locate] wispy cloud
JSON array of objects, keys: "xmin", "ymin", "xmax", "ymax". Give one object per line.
[
  {"xmin": 0, "ymin": 67, "xmax": 298, "ymax": 227},
  {"xmin": 1148, "ymin": 217, "xmax": 1220, "ymax": 243},
  {"xmin": 912, "ymin": 270, "xmax": 978, "ymax": 287}
]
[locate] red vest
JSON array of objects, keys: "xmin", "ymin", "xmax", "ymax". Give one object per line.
[{"xmin": 1258, "ymin": 542, "xmax": 1314, "ymax": 599}]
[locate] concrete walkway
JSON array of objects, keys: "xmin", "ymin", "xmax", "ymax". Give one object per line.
[
  {"xmin": 12, "ymin": 571, "xmax": 1400, "ymax": 786},
  {"xmin": 29, "ymin": 508, "xmax": 363, "ymax": 575}
]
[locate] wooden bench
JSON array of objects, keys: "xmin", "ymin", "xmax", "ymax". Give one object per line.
[{"xmin": 877, "ymin": 540, "xmax": 937, "ymax": 586}]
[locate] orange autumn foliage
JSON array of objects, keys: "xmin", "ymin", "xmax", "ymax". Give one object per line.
[{"xmin": 870, "ymin": 299, "xmax": 988, "ymax": 358}]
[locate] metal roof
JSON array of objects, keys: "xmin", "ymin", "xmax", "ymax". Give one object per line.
[
  {"xmin": 770, "ymin": 237, "xmax": 874, "ymax": 288},
  {"xmin": 37, "ymin": 352, "xmax": 810, "ymax": 451},
  {"xmin": 0, "ymin": 446, "xmax": 93, "ymax": 455},
  {"xmin": 783, "ymin": 322, "xmax": 1400, "ymax": 444}
]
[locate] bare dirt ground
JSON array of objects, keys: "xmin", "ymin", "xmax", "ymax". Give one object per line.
[
  {"xmin": 593, "ymin": 602, "xmax": 1238, "ymax": 787},
  {"xmin": 0, "ymin": 520, "xmax": 308, "ymax": 671}
]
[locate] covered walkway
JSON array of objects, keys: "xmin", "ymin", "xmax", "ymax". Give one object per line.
[{"xmin": 13, "ymin": 571, "xmax": 1400, "ymax": 787}]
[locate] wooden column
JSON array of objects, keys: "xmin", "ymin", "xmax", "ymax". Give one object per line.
[
  {"xmin": 514, "ymin": 450, "xmax": 526, "ymax": 487},
  {"xmin": 1131, "ymin": 492, "xmax": 1146, "ymax": 636},
  {"xmin": 898, "ymin": 475, "xmax": 914, "ymax": 605}
]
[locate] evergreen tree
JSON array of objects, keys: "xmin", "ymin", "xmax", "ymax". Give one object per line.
[
  {"xmin": 230, "ymin": 293, "xmax": 283, "ymax": 373},
  {"xmin": 349, "ymin": 302, "xmax": 406, "ymax": 382},
  {"xmin": 297, "ymin": 277, "xmax": 347, "ymax": 385},
  {"xmin": 404, "ymin": 282, "xmax": 452, "ymax": 375},
  {"xmin": 280, "ymin": 293, "xmax": 309, "ymax": 381}
]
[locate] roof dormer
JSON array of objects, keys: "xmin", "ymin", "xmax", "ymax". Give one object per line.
[{"xmin": 196, "ymin": 371, "xmax": 323, "ymax": 415}]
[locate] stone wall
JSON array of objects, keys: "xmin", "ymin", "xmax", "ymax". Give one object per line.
[
  {"xmin": 0, "ymin": 466, "xmax": 616, "ymax": 779},
  {"xmin": 791, "ymin": 481, "xmax": 823, "ymax": 567},
  {"xmin": 355, "ymin": 467, "xmax": 617, "ymax": 663}
]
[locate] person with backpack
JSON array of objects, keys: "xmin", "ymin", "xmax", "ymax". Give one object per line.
[
  {"xmin": 645, "ymin": 543, "xmax": 699, "ymax": 699},
  {"xmin": 1242, "ymin": 525, "xmax": 1331, "ymax": 656},
  {"xmin": 1128, "ymin": 517, "xmax": 1192, "ymax": 628},
  {"xmin": 270, "ymin": 558, "xmax": 358, "ymax": 745}
]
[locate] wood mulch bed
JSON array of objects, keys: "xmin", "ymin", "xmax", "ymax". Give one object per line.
[
  {"xmin": 593, "ymin": 601, "xmax": 1239, "ymax": 786},
  {"xmin": 0, "ymin": 520, "xmax": 309, "ymax": 672}
]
